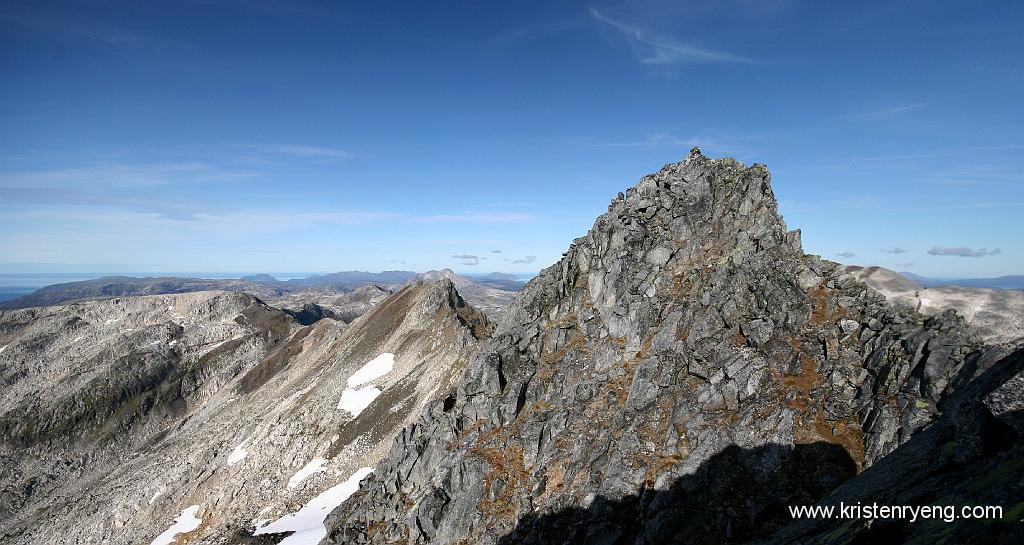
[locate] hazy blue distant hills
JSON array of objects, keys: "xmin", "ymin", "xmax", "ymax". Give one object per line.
[
  {"xmin": 0, "ymin": 276, "xmax": 286, "ymax": 310},
  {"xmin": 240, "ymin": 273, "xmax": 280, "ymax": 283},
  {"xmin": 281, "ymin": 270, "xmax": 418, "ymax": 288},
  {"xmin": 0, "ymin": 269, "xmax": 527, "ymax": 310},
  {"xmin": 900, "ymin": 271, "xmax": 1024, "ymax": 290},
  {"xmin": 464, "ymin": 272, "xmax": 528, "ymax": 291}
]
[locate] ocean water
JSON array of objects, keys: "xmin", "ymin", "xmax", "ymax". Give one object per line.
[{"xmin": 0, "ymin": 287, "xmax": 36, "ymax": 303}]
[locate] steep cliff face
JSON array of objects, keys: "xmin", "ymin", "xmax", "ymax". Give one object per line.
[
  {"xmin": 324, "ymin": 149, "xmax": 1019, "ymax": 544},
  {"xmin": 0, "ymin": 280, "xmax": 487, "ymax": 544}
]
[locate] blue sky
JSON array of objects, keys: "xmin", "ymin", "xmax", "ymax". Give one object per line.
[{"xmin": 1, "ymin": 0, "xmax": 1021, "ymax": 278}]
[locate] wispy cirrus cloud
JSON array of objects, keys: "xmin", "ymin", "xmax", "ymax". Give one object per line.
[
  {"xmin": 253, "ymin": 144, "xmax": 354, "ymax": 160},
  {"xmin": 511, "ymin": 255, "xmax": 537, "ymax": 264},
  {"xmin": 452, "ymin": 254, "xmax": 480, "ymax": 266},
  {"xmin": 882, "ymin": 247, "xmax": 909, "ymax": 254},
  {"xmin": 589, "ymin": 8, "xmax": 753, "ymax": 65},
  {"xmin": 838, "ymin": 145, "xmax": 1024, "ymax": 164},
  {"xmin": 565, "ymin": 132, "xmax": 743, "ymax": 155},
  {"xmin": 836, "ymin": 251, "xmax": 856, "ymax": 258},
  {"xmin": 0, "ymin": 187, "xmax": 541, "ymax": 227},
  {"xmin": 412, "ymin": 212, "xmax": 536, "ymax": 224},
  {"xmin": 0, "ymin": 186, "xmax": 224, "ymax": 220},
  {"xmin": 928, "ymin": 246, "xmax": 1002, "ymax": 258},
  {"xmin": 0, "ymin": 161, "xmax": 259, "ymax": 189},
  {"xmin": 0, "ymin": 10, "xmax": 191, "ymax": 57},
  {"xmin": 823, "ymin": 102, "xmax": 930, "ymax": 124}
]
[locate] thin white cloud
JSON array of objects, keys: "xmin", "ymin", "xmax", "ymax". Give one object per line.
[
  {"xmin": 412, "ymin": 212, "xmax": 536, "ymax": 224},
  {"xmin": 452, "ymin": 254, "xmax": 480, "ymax": 266},
  {"xmin": 928, "ymin": 246, "xmax": 1001, "ymax": 258},
  {"xmin": 882, "ymin": 247, "xmax": 909, "ymax": 254},
  {"xmin": 0, "ymin": 186, "xmax": 223, "ymax": 220},
  {"xmin": 823, "ymin": 103, "xmax": 930, "ymax": 124},
  {"xmin": 0, "ymin": 162, "xmax": 258, "ymax": 189},
  {"xmin": 1, "ymin": 11, "xmax": 196, "ymax": 63},
  {"xmin": 256, "ymin": 145, "xmax": 354, "ymax": 159},
  {"xmin": 589, "ymin": 8, "xmax": 753, "ymax": 65},
  {"xmin": 839, "ymin": 145, "xmax": 1024, "ymax": 164},
  {"xmin": 566, "ymin": 133, "xmax": 742, "ymax": 155},
  {"xmin": 837, "ymin": 251, "xmax": 856, "ymax": 258},
  {"xmin": 185, "ymin": 210, "xmax": 536, "ymax": 228}
]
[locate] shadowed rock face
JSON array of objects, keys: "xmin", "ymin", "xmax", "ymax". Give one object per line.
[
  {"xmin": 497, "ymin": 441, "xmax": 859, "ymax": 545},
  {"xmin": 0, "ymin": 280, "xmax": 487, "ymax": 544},
  {"xmin": 322, "ymin": 149, "xmax": 1022, "ymax": 544}
]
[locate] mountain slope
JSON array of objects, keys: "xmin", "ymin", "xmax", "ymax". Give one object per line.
[
  {"xmin": 0, "ymin": 280, "xmax": 488, "ymax": 544},
  {"xmin": 323, "ymin": 149, "xmax": 1022, "ymax": 544},
  {"xmin": 846, "ymin": 265, "xmax": 1024, "ymax": 344}
]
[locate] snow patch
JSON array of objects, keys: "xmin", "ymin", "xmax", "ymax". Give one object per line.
[
  {"xmin": 336, "ymin": 353, "xmax": 394, "ymax": 417},
  {"xmin": 289, "ymin": 458, "xmax": 329, "ymax": 489},
  {"xmin": 347, "ymin": 353, "xmax": 394, "ymax": 387},
  {"xmin": 254, "ymin": 467, "xmax": 374, "ymax": 545},
  {"xmin": 150, "ymin": 505, "xmax": 202, "ymax": 545},
  {"xmin": 149, "ymin": 489, "xmax": 163, "ymax": 505},
  {"xmin": 227, "ymin": 440, "xmax": 249, "ymax": 465},
  {"xmin": 920, "ymin": 298, "xmax": 931, "ymax": 307},
  {"xmin": 0, "ymin": 344, "xmax": 8, "ymax": 354},
  {"xmin": 337, "ymin": 386, "xmax": 381, "ymax": 417}
]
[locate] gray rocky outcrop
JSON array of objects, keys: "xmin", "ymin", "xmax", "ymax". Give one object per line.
[{"xmin": 322, "ymin": 149, "xmax": 1021, "ymax": 544}]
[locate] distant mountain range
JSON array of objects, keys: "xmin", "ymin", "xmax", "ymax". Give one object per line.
[
  {"xmin": 461, "ymin": 272, "xmax": 528, "ymax": 291},
  {"xmin": 236, "ymin": 269, "xmax": 528, "ymax": 292},
  {"xmin": 899, "ymin": 271, "xmax": 1024, "ymax": 290},
  {"xmin": 0, "ymin": 269, "xmax": 527, "ymax": 313}
]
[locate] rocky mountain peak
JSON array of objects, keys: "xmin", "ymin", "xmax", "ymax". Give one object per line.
[
  {"xmin": 322, "ymin": 151, "xmax": 1016, "ymax": 545},
  {"xmin": 414, "ymin": 270, "xmax": 517, "ymax": 318},
  {"xmin": 419, "ymin": 268, "xmax": 460, "ymax": 282}
]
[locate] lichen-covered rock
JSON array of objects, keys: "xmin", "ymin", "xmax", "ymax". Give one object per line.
[{"xmin": 323, "ymin": 149, "xmax": 1016, "ymax": 545}]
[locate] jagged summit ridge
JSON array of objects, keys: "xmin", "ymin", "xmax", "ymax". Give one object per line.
[{"xmin": 322, "ymin": 150, "xmax": 1009, "ymax": 544}]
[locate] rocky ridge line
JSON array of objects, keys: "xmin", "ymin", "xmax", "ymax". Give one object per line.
[{"xmin": 322, "ymin": 149, "xmax": 1018, "ymax": 544}]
